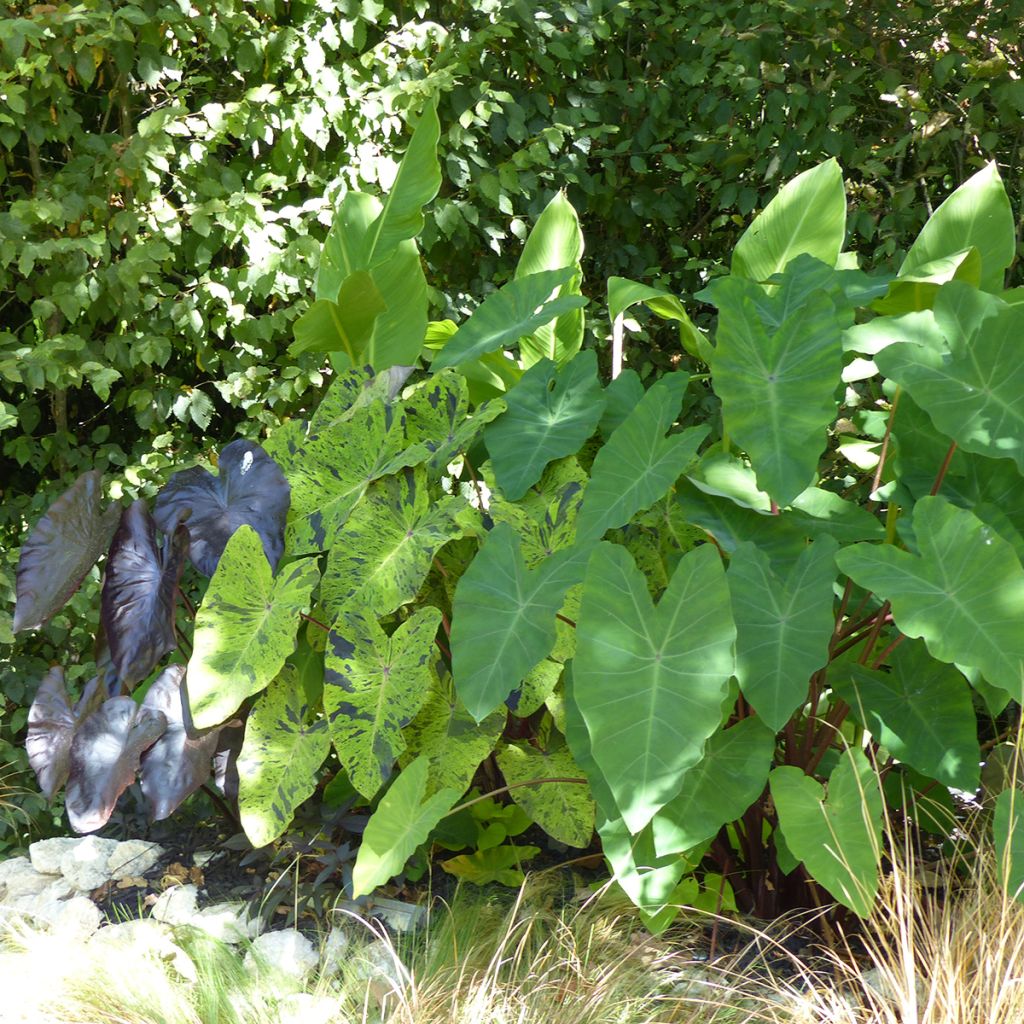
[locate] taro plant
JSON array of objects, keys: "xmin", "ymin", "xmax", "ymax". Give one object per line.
[{"xmin": 10, "ymin": 112, "xmax": 1024, "ymax": 931}]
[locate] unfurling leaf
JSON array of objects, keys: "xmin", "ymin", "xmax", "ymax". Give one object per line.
[
  {"xmin": 139, "ymin": 665, "xmax": 223, "ymax": 821},
  {"xmin": 100, "ymin": 500, "xmax": 188, "ymax": 688},
  {"xmin": 154, "ymin": 439, "xmax": 290, "ymax": 576},
  {"xmin": 65, "ymin": 697, "xmax": 167, "ymax": 833},
  {"xmin": 13, "ymin": 470, "xmax": 121, "ymax": 633}
]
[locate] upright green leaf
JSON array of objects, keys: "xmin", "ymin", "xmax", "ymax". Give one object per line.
[
  {"xmin": 321, "ymin": 467, "xmax": 466, "ymax": 620},
  {"xmin": 770, "ymin": 750, "xmax": 883, "ymax": 917},
  {"xmin": 187, "ymin": 527, "xmax": 320, "ymax": 729},
  {"xmin": 432, "ymin": 268, "xmax": 588, "ymax": 369},
  {"xmin": 516, "ymin": 191, "xmax": 585, "ymax": 367},
  {"xmin": 484, "ymin": 350, "xmax": 605, "ymax": 500},
  {"xmin": 289, "ymin": 271, "xmax": 387, "ymax": 359},
  {"xmin": 574, "ymin": 542, "xmax": 736, "ymax": 833},
  {"xmin": 876, "ymin": 283, "xmax": 1024, "ymax": 474},
  {"xmin": 577, "ymin": 373, "xmax": 708, "ymax": 543},
  {"xmin": 607, "ymin": 278, "xmax": 704, "ymax": 359},
  {"xmin": 324, "ymin": 606, "xmax": 440, "ymax": 799},
  {"xmin": 995, "ymin": 789, "xmax": 1024, "ymax": 903},
  {"xmin": 316, "ymin": 193, "xmax": 381, "ymax": 301},
  {"xmin": 899, "ymin": 162, "xmax": 1014, "ymax": 293},
  {"xmin": 832, "ymin": 639, "xmax": 980, "ymax": 792},
  {"xmin": 732, "ymin": 159, "xmax": 846, "ymax": 282},
  {"xmin": 837, "ymin": 497, "xmax": 1024, "ymax": 703},
  {"xmin": 360, "ymin": 242, "xmax": 429, "ymax": 370},
  {"xmin": 351, "ymin": 755, "xmax": 460, "ymax": 898},
  {"xmin": 451, "ymin": 523, "xmax": 590, "ymax": 722},
  {"xmin": 496, "ymin": 739, "xmax": 594, "ymax": 847},
  {"xmin": 652, "ymin": 717, "xmax": 775, "ymax": 857},
  {"xmin": 729, "ymin": 537, "xmax": 838, "ymax": 730},
  {"xmin": 237, "ymin": 667, "xmax": 330, "ymax": 848}
]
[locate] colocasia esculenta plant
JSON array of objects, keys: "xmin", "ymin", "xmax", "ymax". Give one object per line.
[{"xmin": 11, "ymin": 97, "xmax": 1024, "ymax": 929}]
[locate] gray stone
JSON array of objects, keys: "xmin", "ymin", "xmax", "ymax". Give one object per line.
[
  {"xmin": 349, "ymin": 939, "xmax": 407, "ymax": 991},
  {"xmin": 245, "ymin": 929, "xmax": 319, "ymax": 982},
  {"xmin": 191, "ymin": 903, "xmax": 257, "ymax": 944},
  {"xmin": 192, "ymin": 850, "xmax": 216, "ymax": 868},
  {"xmin": 28, "ymin": 837, "xmax": 80, "ymax": 876},
  {"xmin": 3, "ymin": 893, "xmax": 102, "ymax": 938},
  {"xmin": 150, "ymin": 883, "xmax": 198, "ymax": 925},
  {"xmin": 59, "ymin": 835, "xmax": 119, "ymax": 892},
  {"xmin": 368, "ymin": 897, "xmax": 425, "ymax": 933},
  {"xmin": 0, "ymin": 857, "xmax": 52, "ymax": 901},
  {"xmin": 106, "ymin": 840, "xmax": 163, "ymax": 882},
  {"xmin": 320, "ymin": 925, "xmax": 351, "ymax": 977}
]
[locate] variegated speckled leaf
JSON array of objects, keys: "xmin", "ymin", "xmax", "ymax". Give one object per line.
[
  {"xmin": 321, "ymin": 466, "xmax": 467, "ymax": 620},
  {"xmin": 237, "ymin": 667, "xmax": 331, "ymax": 847},
  {"xmin": 187, "ymin": 526, "xmax": 320, "ymax": 729},
  {"xmin": 496, "ymin": 738, "xmax": 594, "ymax": 847},
  {"xmin": 403, "ymin": 670, "xmax": 504, "ymax": 795},
  {"xmin": 325, "ymin": 605, "xmax": 441, "ymax": 799},
  {"xmin": 505, "ymin": 658, "xmax": 562, "ymax": 717}
]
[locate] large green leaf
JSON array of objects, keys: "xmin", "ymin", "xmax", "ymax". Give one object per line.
[
  {"xmin": 876, "ymin": 283, "xmax": 1024, "ymax": 474},
  {"xmin": 515, "ymin": 191, "xmax": 585, "ymax": 367},
  {"xmin": 831, "ymin": 639, "xmax": 979, "ymax": 792},
  {"xmin": 731, "ymin": 159, "xmax": 846, "ymax": 282},
  {"xmin": 652, "ymin": 717, "xmax": 775, "ymax": 857},
  {"xmin": 496, "ymin": 738, "xmax": 594, "ymax": 847},
  {"xmin": 187, "ymin": 527, "xmax": 320, "ymax": 729},
  {"xmin": 321, "ymin": 467, "xmax": 466, "ymax": 620},
  {"xmin": 404, "ymin": 670, "xmax": 504, "ymax": 795},
  {"xmin": 607, "ymin": 278, "xmax": 704, "ymax": 359},
  {"xmin": 899, "ymin": 162, "xmax": 1014, "ymax": 293},
  {"xmin": 770, "ymin": 750, "xmax": 883, "ymax": 917},
  {"xmin": 289, "ymin": 271, "xmax": 386, "ymax": 359},
  {"xmin": 995, "ymin": 789, "xmax": 1024, "ymax": 903},
  {"xmin": 574, "ymin": 542, "xmax": 736, "ymax": 833},
  {"xmin": 432, "ymin": 268, "xmax": 588, "ymax": 369},
  {"xmin": 577, "ymin": 373, "xmax": 708, "ymax": 543},
  {"xmin": 484, "ymin": 350, "xmax": 605, "ymax": 500},
  {"xmin": 710, "ymin": 275, "xmax": 846, "ymax": 505},
  {"xmin": 837, "ymin": 496, "xmax": 1024, "ymax": 702},
  {"xmin": 359, "ymin": 241, "xmax": 429, "ymax": 370},
  {"xmin": 351, "ymin": 755, "xmax": 460, "ymax": 898},
  {"xmin": 451, "ymin": 522, "xmax": 590, "ymax": 722},
  {"xmin": 324, "ymin": 605, "xmax": 440, "ymax": 800},
  {"xmin": 729, "ymin": 537, "xmax": 838, "ymax": 730},
  {"xmin": 316, "ymin": 193, "xmax": 381, "ymax": 301},
  {"xmin": 236, "ymin": 667, "xmax": 330, "ymax": 847}
]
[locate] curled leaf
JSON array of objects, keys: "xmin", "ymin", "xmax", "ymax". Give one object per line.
[{"xmin": 154, "ymin": 439, "xmax": 290, "ymax": 576}]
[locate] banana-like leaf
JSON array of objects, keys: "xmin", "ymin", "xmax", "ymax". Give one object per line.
[
  {"xmin": 65, "ymin": 697, "xmax": 167, "ymax": 833},
  {"xmin": 432, "ymin": 268, "xmax": 588, "ymax": 369},
  {"xmin": 652, "ymin": 717, "xmax": 775, "ymax": 857},
  {"xmin": 154, "ymin": 439, "xmax": 290, "ymax": 577},
  {"xmin": 187, "ymin": 526, "xmax": 320, "ymax": 729},
  {"xmin": 770, "ymin": 750, "xmax": 883, "ymax": 917},
  {"xmin": 451, "ymin": 522, "xmax": 590, "ymax": 722},
  {"xmin": 731, "ymin": 158, "xmax": 846, "ymax": 282},
  {"xmin": 321, "ymin": 467, "xmax": 466, "ymax": 620},
  {"xmin": 324, "ymin": 606, "xmax": 440, "ymax": 800},
  {"xmin": 100, "ymin": 501, "xmax": 189, "ymax": 687},
  {"xmin": 577, "ymin": 372, "xmax": 707, "ymax": 543},
  {"xmin": 515, "ymin": 191, "xmax": 585, "ymax": 367},
  {"xmin": 359, "ymin": 242, "xmax": 429, "ymax": 370},
  {"xmin": 574, "ymin": 542, "xmax": 736, "ymax": 833},
  {"xmin": 607, "ymin": 278, "xmax": 704, "ymax": 359},
  {"xmin": 837, "ymin": 496, "xmax": 1024, "ymax": 703},
  {"xmin": 832, "ymin": 639, "xmax": 979, "ymax": 792},
  {"xmin": 496, "ymin": 739, "xmax": 593, "ymax": 847},
  {"xmin": 289, "ymin": 272, "xmax": 387, "ymax": 358},
  {"xmin": 484, "ymin": 350, "xmax": 605, "ymax": 500},
  {"xmin": 13, "ymin": 470, "xmax": 121, "ymax": 633},
  {"xmin": 235, "ymin": 666, "xmax": 330, "ymax": 847},
  {"xmin": 139, "ymin": 665, "xmax": 223, "ymax": 821},
  {"xmin": 317, "ymin": 193, "xmax": 381, "ymax": 300},
  {"xmin": 876, "ymin": 283, "xmax": 1024, "ymax": 473},
  {"xmin": 899, "ymin": 162, "xmax": 1014, "ymax": 293},
  {"xmin": 729, "ymin": 537, "xmax": 838, "ymax": 730},
  {"xmin": 709, "ymin": 274, "xmax": 846, "ymax": 505},
  {"xmin": 995, "ymin": 789, "xmax": 1024, "ymax": 903},
  {"xmin": 351, "ymin": 755, "xmax": 460, "ymax": 898}
]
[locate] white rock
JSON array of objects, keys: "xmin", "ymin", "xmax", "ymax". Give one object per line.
[
  {"xmin": 4, "ymin": 893, "xmax": 103, "ymax": 938},
  {"xmin": 350, "ymin": 940, "xmax": 407, "ymax": 991},
  {"xmin": 60, "ymin": 835, "xmax": 120, "ymax": 892},
  {"xmin": 192, "ymin": 850, "xmax": 216, "ymax": 868},
  {"xmin": 320, "ymin": 926, "xmax": 351, "ymax": 977},
  {"xmin": 274, "ymin": 992, "xmax": 341, "ymax": 1024},
  {"xmin": 150, "ymin": 883, "xmax": 198, "ymax": 925},
  {"xmin": 245, "ymin": 929, "xmax": 319, "ymax": 982},
  {"xmin": 191, "ymin": 903, "xmax": 257, "ymax": 944},
  {"xmin": 92, "ymin": 919, "xmax": 198, "ymax": 983},
  {"xmin": 28, "ymin": 837, "xmax": 81, "ymax": 875},
  {"xmin": 0, "ymin": 857, "xmax": 53, "ymax": 901},
  {"xmin": 106, "ymin": 840, "xmax": 163, "ymax": 882}
]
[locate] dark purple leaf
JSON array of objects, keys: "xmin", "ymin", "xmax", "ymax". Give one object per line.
[
  {"xmin": 65, "ymin": 697, "xmax": 167, "ymax": 833},
  {"xmin": 100, "ymin": 501, "xmax": 189, "ymax": 688},
  {"xmin": 13, "ymin": 470, "xmax": 121, "ymax": 633},
  {"xmin": 213, "ymin": 724, "xmax": 244, "ymax": 803},
  {"xmin": 25, "ymin": 667, "xmax": 76, "ymax": 799},
  {"xmin": 153, "ymin": 440, "xmax": 290, "ymax": 576},
  {"xmin": 139, "ymin": 665, "xmax": 222, "ymax": 821}
]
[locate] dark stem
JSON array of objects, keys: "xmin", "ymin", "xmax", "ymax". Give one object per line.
[
  {"xmin": 174, "ymin": 625, "xmax": 192, "ymax": 657},
  {"xmin": 300, "ymin": 612, "xmax": 330, "ymax": 632},
  {"xmin": 176, "ymin": 587, "xmax": 195, "ymax": 618},
  {"xmin": 201, "ymin": 783, "xmax": 242, "ymax": 831},
  {"xmin": 929, "ymin": 441, "xmax": 958, "ymax": 496},
  {"xmin": 555, "ymin": 613, "xmax": 577, "ymax": 628},
  {"xmin": 871, "ymin": 633, "xmax": 905, "ymax": 669},
  {"xmin": 869, "ymin": 385, "xmax": 901, "ymax": 498}
]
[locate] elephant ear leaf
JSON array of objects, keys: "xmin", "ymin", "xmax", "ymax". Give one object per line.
[
  {"xmin": 65, "ymin": 697, "xmax": 167, "ymax": 833},
  {"xmin": 25, "ymin": 666, "xmax": 80, "ymax": 799},
  {"xmin": 154, "ymin": 439, "xmax": 290, "ymax": 577},
  {"xmin": 100, "ymin": 500, "xmax": 189, "ymax": 688},
  {"xmin": 139, "ymin": 665, "xmax": 223, "ymax": 821},
  {"xmin": 13, "ymin": 470, "xmax": 120, "ymax": 633}
]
